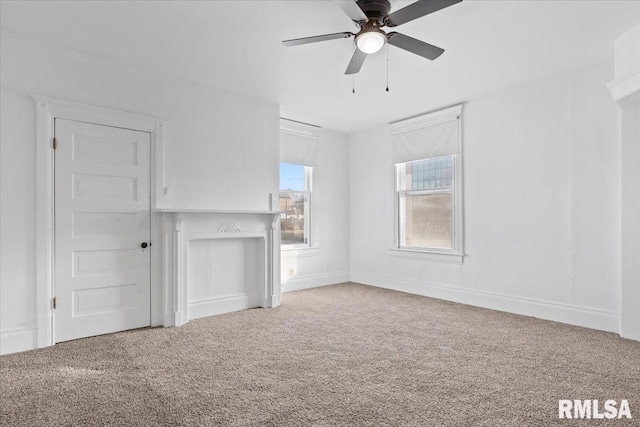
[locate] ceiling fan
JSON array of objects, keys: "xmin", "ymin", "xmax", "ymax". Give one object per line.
[{"xmin": 282, "ymin": 0, "xmax": 462, "ymax": 75}]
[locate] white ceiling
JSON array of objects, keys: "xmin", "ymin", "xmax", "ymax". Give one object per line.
[{"xmin": 2, "ymin": 0, "xmax": 639, "ymax": 134}]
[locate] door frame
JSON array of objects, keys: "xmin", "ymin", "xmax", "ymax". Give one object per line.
[{"xmin": 33, "ymin": 95, "xmax": 166, "ymax": 348}]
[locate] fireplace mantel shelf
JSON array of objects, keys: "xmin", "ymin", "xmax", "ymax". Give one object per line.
[{"xmin": 153, "ymin": 208, "xmax": 280, "ymax": 215}]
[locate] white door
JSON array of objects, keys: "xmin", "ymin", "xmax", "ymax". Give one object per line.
[{"xmin": 54, "ymin": 119, "xmax": 151, "ymax": 343}]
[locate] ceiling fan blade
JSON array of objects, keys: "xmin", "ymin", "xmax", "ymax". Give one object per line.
[
  {"xmin": 386, "ymin": 0, "xmax": 462, "ymax": 27},
  {"xmin": 387, "ymin": 32, "xmax": 444, "ymax": 60},
  {"xmin": 345, "ymin": 48, "xmax": 367, "ymax": 75},
  {"xmin": 283, "ymin": 32, "xmax": 354, "ymax": 47},
  {"xmin": 335, "ymin": 0, "xmax": 368, "ymax": 22}
]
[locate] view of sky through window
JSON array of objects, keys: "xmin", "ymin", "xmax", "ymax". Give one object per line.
[{"xmin": 279, "ymin": 162, "xmax": 305, "ymax": 191}]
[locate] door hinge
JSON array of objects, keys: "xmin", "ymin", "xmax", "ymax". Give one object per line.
[
  {"xmin": 53, "ymin": 296, "xmax": 57, "ymax": 309},
  {"xmin": 52, "ymin": 137, "xmax": 58, "ymax": 150}
]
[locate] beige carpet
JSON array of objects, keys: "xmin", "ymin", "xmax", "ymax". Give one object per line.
[{"xmin": 1, "ymin": 283, "xmax": 639, "ymax": 426}]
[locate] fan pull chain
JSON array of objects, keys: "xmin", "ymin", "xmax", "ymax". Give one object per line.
[
  {"xmin": 352, "ymin": 42, "xmax": 356, "ymax": 94},
  {"xmin": 386, "ymin": 43, "xmax": 390, "ymax": 92}
]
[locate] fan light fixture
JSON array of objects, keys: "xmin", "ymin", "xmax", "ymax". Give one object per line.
[
  {"xmin": 282, "ymin": 0, "xmax": 462, "ymax": 76},
  {"xmin": 356, "ymin": 29, "xmax": 386, "ymax": 54}
]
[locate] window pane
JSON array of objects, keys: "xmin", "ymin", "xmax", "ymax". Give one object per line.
[
  {"xmin": 280, "ymin": 163, "xmax": 305, "ymax": 191},
  {"xmin": 402, "ymin": 192, "xmax": 452, "ymax": 249},
  {"xmin": 402, "ymin": 156, "xmax": 453, "ymax": 191},
  {"xmin": 280, "ymin": 193, "xmax": 306, "ymax": 245}
]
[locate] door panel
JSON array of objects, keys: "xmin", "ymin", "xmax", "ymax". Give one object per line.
[{"xmin": 54, "ymin": 119, "xmax": 151, "ymax": 343}]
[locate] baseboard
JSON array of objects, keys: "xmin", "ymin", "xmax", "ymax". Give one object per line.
[
  {"xmin": 0, "ymin": 326, "xmax": 37, "ymax": 355},
  {"xmin": 188, "ymin": 293, "xmax": 261, "ymax": 321},
  {"xmin": 351, "ymin": 272, "xmax": 620, "ymax": 334},
  {"xmin": 281, "ymin": 271, "xmax": 351, "ymax": 293}
]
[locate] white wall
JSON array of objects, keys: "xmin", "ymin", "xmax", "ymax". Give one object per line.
[
  {"xmin": 620, "ymin": 108, "xmax": 640, "ymax": 340},
  {"xmin": 162, "ymin": 82, "xmax": 279, "ymax": 210},
  {"xmin": 613, "ymin": 22, "xmax": 640, "ymax": 340},
  {"xmin": 349, "ymin": 60, "xmax": 621, "ymax": 332},
  {"xmin": 0, "ymin": 34, "xmax": 279, "ymax": 354},
  {"xmin": 280, "ymin": 129, "xmax": 351, "ymax": 292},
  {"xmin": 614, "ymin": 22, "xmax": 640, "ymax": 79},
  {"xmin": 0, "ymin": 29, "xmax": 630, "ymax": 354}
]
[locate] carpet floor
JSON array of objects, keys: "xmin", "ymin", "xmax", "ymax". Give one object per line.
[{"xmin": 1, "ymin": 283, "xmax": 639, "ymax": 426}]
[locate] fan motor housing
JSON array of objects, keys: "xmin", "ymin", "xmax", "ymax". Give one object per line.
[{"xmin": 356, "ymin": 0, "xmax": 391, "ymax": 22}]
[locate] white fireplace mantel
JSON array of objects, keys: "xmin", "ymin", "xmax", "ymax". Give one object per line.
[
  {"xmin": 156, "ymin": 209, "xmax": 281, "ymax": 327},
  {"xmin": 608, "ymin": 22, "xmax": 640, "ymax": 341},
  {"xmin": 154, "ymin": 208, "xmax": 281, "ymax": 215}
]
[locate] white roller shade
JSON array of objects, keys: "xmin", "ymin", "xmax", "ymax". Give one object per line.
[
  {"xmin": 390, "ymin": 105, "xmax": 462, "ymax": 164},
  {"xmin": 280, "ymin": 119, "xmax": 319, "ymax": 167}
]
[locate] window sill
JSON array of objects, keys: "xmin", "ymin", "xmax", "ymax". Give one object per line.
[
  {"xmin": 389, "ymin": 248, "xmax": 464, "ymax": 264},
  {"xmin": 281, "ymin": 246, "xmax": 319, "ymax": 258}
]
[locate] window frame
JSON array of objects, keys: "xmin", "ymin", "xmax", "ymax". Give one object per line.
[
  {"xmin": 280, "ymin": 164, "xmax": 313, "ymax": 250},
  {"xmin": 393, "ymin": 154, "xmax": 464, "ymax": 264},
  {"xmin": 396, "ymin": 155, "xmax": 458, "ymax": 253}
]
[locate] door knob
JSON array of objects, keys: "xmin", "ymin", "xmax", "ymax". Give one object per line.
[{"xmin": 141, "ymin": 242, "xmax": 148, "ymax": 249}]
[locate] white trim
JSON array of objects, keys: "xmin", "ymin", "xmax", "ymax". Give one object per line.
[
  {"xmin": 270, "ymin": 214, "xmax": 281, "ymax": 308},
  {"xmin": 32, "ymin": 95, "xmax": 164, "ymax": 125},
  {"xmin": 305, "ymin": 166, "xmax": 313, "ymax": 246},
  {"xmin": 188, "ymin": 293, "xmax": 262, "ymax": 320},
  {"xmin": 618, "ymin": 109, "xmax": 640, "ymax": 341},
  {"xmin": 33, "ymin": 95, "xmax": 167, "ymax": 208},
  {"xmin": 164, "ymin": 211, "xmax": 280, "ymax": 326},
  {"xmin": 609, "ymin": 66, "xmax": 640, "ymax": 341},
  {"xmin": 351, "ymin": 272, "xmax": 619, "ymax": 333},
  {"xmin": 607, "ymin": 68, "xmax": 640, "ymax": 105},
  {"xmin": 34, "ymin": 99, "xmax": 54, "ymax": 349},
  {"xmin": 0, "ymin": 327, "xmax": 37, "ymax": 355},
  {"xmin": 154, "ymin": 208, "xmax": 280, "ymax": 214},
  {"xmin": 389, "ymin": 248, "xmax": 464, "ymax": 264},
  {"xmin": 281, "ymin": 271, "xmax": 351, "ymax": 293},
  {"xmin": 389, "ymin": 104, "xmax": 462, "ymax": 135},
  {"xmin": 172, "ymin": 213, "xmax": 186, "ymax": 326},
  {"xmin": 33, "ymin": 95, "xmax": 166, "ymax": 350},
  {"xmin": 391, "ymin": 107, "xmax": 465, "ymax": 256},
  {"xmin": 280, "ymin": 165, "xmax": 314, "ymax": 249},
  {"xmin": 394, "ymin": 153, "xmax": 464, "ymax": 260}
]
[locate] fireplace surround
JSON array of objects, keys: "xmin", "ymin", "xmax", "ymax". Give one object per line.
[{"xmin": 156, "ymin": 209, "xmax": 281, "ymax": 327}]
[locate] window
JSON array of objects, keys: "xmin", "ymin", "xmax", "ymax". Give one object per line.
[
  {"xmin": 397, "ymin": 156, "xmax": 455, "ymax": 250},
  {"xmin": 391, "ymin": 104, "xmax": 463, "ymax": 260},
  {"xmin": 279, "ymin": 162, "xmax": 312, "ymax": 248}
]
